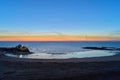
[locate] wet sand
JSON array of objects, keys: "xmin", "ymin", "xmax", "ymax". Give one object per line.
[{"xmin": 1, "ymin": 54, "xmax": 120, "ymax": 80}]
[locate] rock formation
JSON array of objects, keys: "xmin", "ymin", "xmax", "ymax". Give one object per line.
[
  {"xmin": 15, "ymin": 44, "xmax": 30, "ymax": 52},
  {"xmin": 83, "ymin": 47, "xmax": 119, "ymax": 51},
  {"xmin": 0, "ymin": 44, "xmax": 32, "ymax": 55}
]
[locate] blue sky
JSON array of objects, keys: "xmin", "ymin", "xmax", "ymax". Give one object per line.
[{"xmin": 0, "ymin": 0, "xmax": 120, "ymax": 36}]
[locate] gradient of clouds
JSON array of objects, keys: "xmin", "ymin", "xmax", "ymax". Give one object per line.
[{"xmin": 0, "ymin": 30, "xmax": 66, "ymax": 36}]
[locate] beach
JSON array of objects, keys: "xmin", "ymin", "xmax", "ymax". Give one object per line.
[{"xmin": 1, "ymin": 53, "xmax": 120, "ymax": 80}]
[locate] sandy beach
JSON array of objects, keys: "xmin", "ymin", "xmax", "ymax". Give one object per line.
[{"xmin": 1, "ymin": 53, "xmax": 120, "ymax": 80}]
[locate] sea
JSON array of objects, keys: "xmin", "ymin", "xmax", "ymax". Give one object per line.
[{"xmin": 0, "ymin": 41, "xmax": 120, "ymax": 59}]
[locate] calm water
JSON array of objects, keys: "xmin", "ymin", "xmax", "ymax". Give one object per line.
[{"xmin": 0, "ymin": 41, "xmax": 120, "ymax": 59}]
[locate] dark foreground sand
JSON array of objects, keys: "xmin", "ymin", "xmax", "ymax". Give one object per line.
[{"xmin": 1, "ymin": 54, "xmax": 120, "ymax": 80}]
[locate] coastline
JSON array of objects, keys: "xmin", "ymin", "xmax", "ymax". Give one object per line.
[
  {"xmin": 1, "ymin": 53, "xmax": 120, "ymax": 62},
  {"xmin": 1, "ymin": 53, "xmax": 120, "ymax": 80}
]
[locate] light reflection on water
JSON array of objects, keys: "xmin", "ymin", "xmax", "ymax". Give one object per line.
[{"xmin": 4, "ymin": 50, "xmax": 116, "ymax": 59}]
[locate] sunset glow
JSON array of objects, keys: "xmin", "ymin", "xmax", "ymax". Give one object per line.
[{"xmin": 0, "ymin": 35, "xmax": 119, "ymax": 41}]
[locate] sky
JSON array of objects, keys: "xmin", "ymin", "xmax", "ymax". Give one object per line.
[{"xmin": 0, "ymin": 0, "xmax": 120, "ymax": 41}]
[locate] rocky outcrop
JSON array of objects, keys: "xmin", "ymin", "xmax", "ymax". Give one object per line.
[
  {"xmin": 83, "ymin": 47, "xmax": 119, "ymax": 51},
  {"xmin": 15, "ymin": 44, "xmax": 30, "ymax": 52},
  {"xmin": 0, "ymin": 44, "xmax": 32, "ymax": 55}
]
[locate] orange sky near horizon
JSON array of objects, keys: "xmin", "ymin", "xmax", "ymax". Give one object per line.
[{"xmin": 0, "ymin": 35, "xmax": 119, "ymax": 41}]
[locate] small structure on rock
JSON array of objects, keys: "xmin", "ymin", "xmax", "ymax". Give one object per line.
[{"xmin": 15, "ymin": 44, "xmax": 30, "ymax": 52}]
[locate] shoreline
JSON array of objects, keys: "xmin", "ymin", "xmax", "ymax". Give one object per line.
[{"xmin": 1, "ymin": 52, "xmax": 120, "ymax": 62}]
